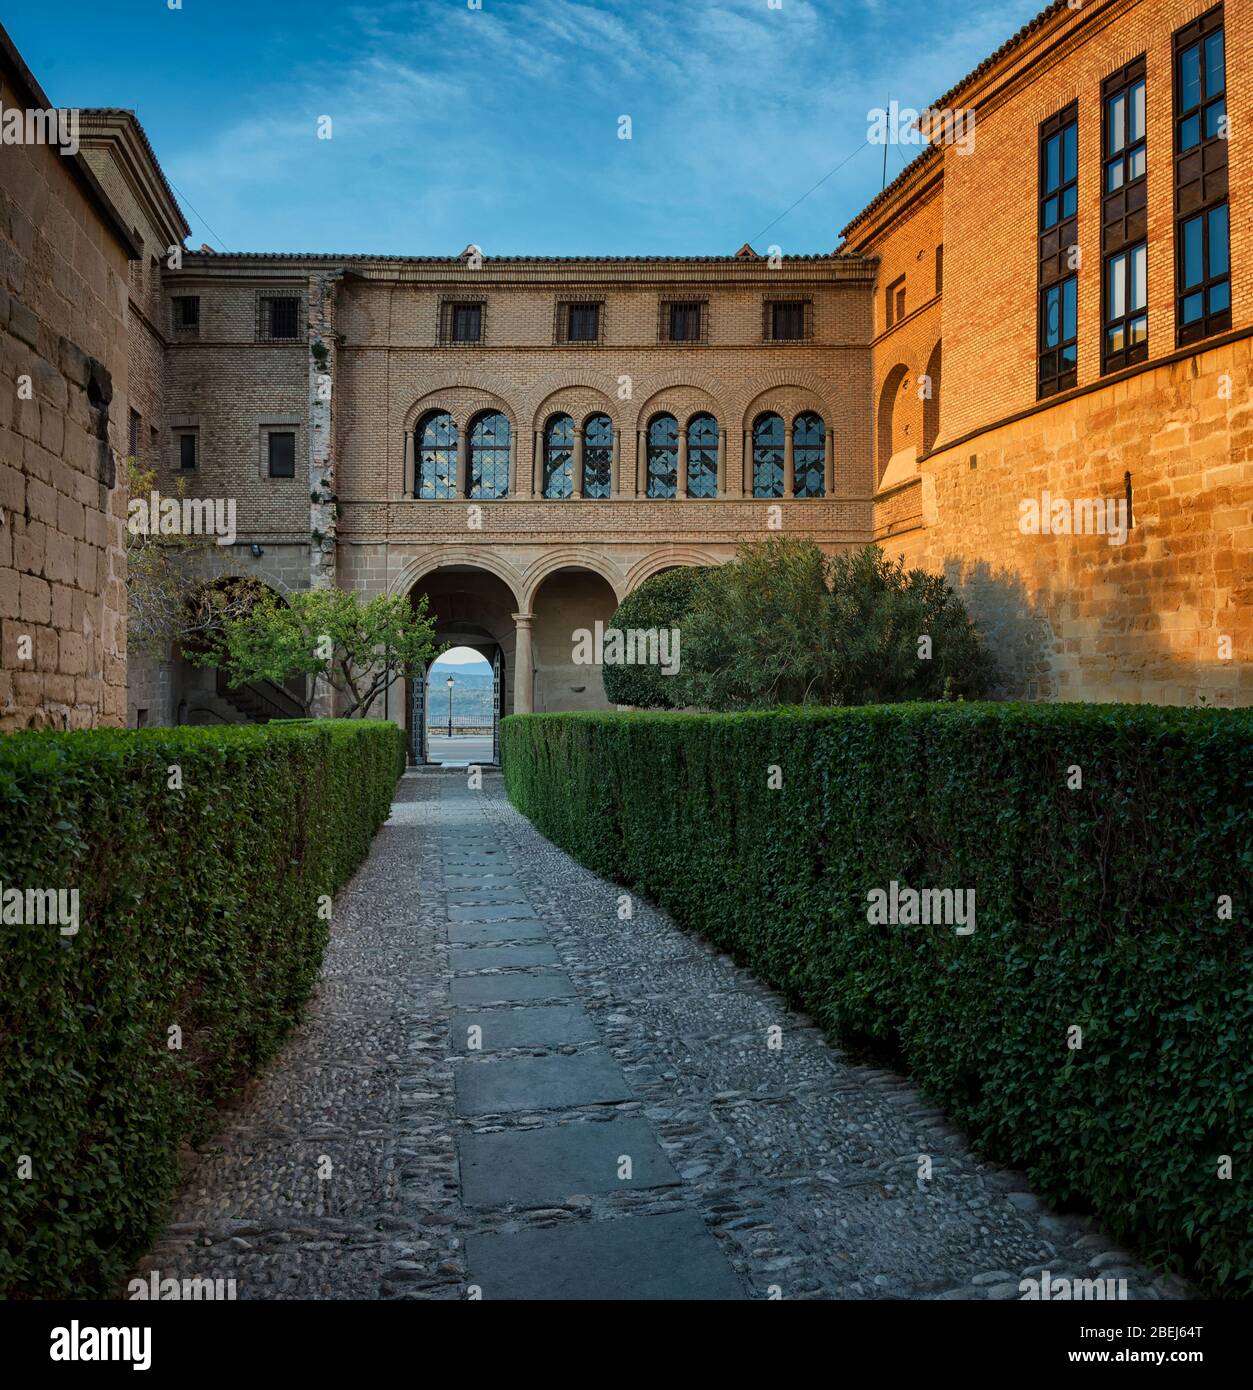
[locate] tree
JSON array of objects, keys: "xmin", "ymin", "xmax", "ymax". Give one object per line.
[
  {"xmin": 190, "ymin": 587, "xmax": 441, "ymax": 718},
  {"xmin": 601, "ymin": 566, "xmax": 710, "ymax": 708},
  {"xmin": 675, "ymin": 538, "xmax": 994, "ymax": 709},
  {"xmin": 125, "ymin": 461, "xmax": 254, "ymax": 658}
]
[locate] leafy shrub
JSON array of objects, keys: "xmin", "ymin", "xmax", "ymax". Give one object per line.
[
  {"xmin": 0, "ymin": 719, "xmax": 404, "ymax": 1297},
  {"xmin": 676, "ymin": 539, "xmax": 993, "ymax": 708},
  {"xmin": 503, "ymin": 703, "xmax": 1252, "ymax": 1295},
  {"xmin": 601, "ymin": 565, "xmax": 710, "ymax": 708}
]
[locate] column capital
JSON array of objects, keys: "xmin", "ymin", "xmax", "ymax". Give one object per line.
[{"xmin": 511, "ymin": 611, "xmax": 534, "ymax": 626}]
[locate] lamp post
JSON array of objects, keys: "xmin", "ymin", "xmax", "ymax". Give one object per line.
[{"xmin": 446, "ymin": 674, "xmax": 455, "ymax": 737}]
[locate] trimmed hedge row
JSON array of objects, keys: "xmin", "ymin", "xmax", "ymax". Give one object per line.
[
  {"xmin": 0, "ymin": 718, "xmax": 405, "ymax": 1298},
  {"xmin": 502, "ymin": 704, "xmax": 1252, "ymax": 1294}
]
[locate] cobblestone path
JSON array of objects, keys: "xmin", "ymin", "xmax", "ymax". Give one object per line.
[{"xmin": 135, "ymin": 772, "xmax": 1184, "ymax": 1300}]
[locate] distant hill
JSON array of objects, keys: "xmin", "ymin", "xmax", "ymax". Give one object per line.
[{"xmin": 427, "ymin": 663, "xmax": 495, "ymax": 722}]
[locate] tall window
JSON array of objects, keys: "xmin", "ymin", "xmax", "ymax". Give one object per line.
[
  {"xmin": 1039, "ymin": 104, "xmax": 1079, "ymax": 397},
  {"xmin": 440, "ymin": 300, "xmax": 485, "ymax": 344},
  {"xmin": 268, "ymin": 431, "xmax": 296, "ymax": 478},
  {"xmin": 1174, "ymin": 7, "xmax": 1229, "ymax": 345},
  {"xmin": 1105, "ymin": 245, "xmax": 1148, "ymax": 370},
  {"xmin": 769, "ymin": 301, "xmax": 806, "ymax": 341},
  {"xmin": 176, "ymin": 429, "xmax": 198, "ymax": 472},
  {"xmin": 686, "ymin": 414, "xmax": 718, "ymax": 498},
  {"xmin": 582, "ymin": 414, "xmax": 613, "ymax": 498},
  {"xmin": 543, "ymin": 414, "xmax": 574, "ymax": 499},
  {"xmin": 1103, "ymin": 58, "xmax": 1149, "ymax": 372},
  {"xmin": 792, "ymin": 413, "xmax": 826, "ymax": 498},
  {"xmin": 469, "ymin": 411, "xmax": 510, "ymax": 498},
  {"xmin": 752, "ymin": 413, "xmax": 785, "ymax": 498},
  {"xmin": 416, "ymin": 411, "xmax": 457, "ymax": 498},
  {"xmin": 646, "ymin": 414, "xmax": 678, "ymax": 497}
]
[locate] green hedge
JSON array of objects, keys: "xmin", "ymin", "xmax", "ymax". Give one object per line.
[
  {"xmin": 0, "ymin": 718, "xmax": 404, "ymax": 1298},
  {"xmin": 502, "ymin": 704, "xmax": 1253, "ymax": 1294}
]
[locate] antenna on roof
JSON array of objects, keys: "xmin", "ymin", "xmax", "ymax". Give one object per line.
[{"xmin": 882, "ymin": 95, "xmax": 890, "ymax": 191}]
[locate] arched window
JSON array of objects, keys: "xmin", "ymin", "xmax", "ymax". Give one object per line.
[
  {"xmin": 583, "ymin": 413, "xmax": 613, "ymax": 498},
  {"xmin": 686, "ymin": 414, "xmax": 718, "ymax": 498},
  {"xmin": 752, "ymin": 412, "xmax": 785, "ymax": 497},
  {"xmin": 792, "ymin": 413, "xmax": 825, "ymax": 498},
  {"xmin": 416, "ymin": 411, "xmax": 457, "ymax": 498},
  {"xmin": 543, "ymin": 414, "xmax": 574, "ymax": 498},
  {"xmin": 469, "ymin": 411, "xmax": 510, "ymax": 498},
  {"xmin": 646, "ymin": 414, "xmax": 678, "ymax": 498}
]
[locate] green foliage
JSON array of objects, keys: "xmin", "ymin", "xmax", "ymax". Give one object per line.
[
  {"xmin": 676, "ymin": 539, "xmax": 993, "ymax": 708},
  {"xmin": 601, "ymin": 566, "xmax": 710, "ymax": 708},
  {"xmin": 189, "ymin": 587, "xmax": 441, "ymax": 717},
  {"xmin": 502, "ymin": 703, "xmax": 1253, "ymax": 1295},
  {"xmin": 0, "ymin": 719, "xmax": 405, "ymax": 1297}
]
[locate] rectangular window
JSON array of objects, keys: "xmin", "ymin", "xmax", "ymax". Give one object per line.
[
  {"xmin": 668, "ymin": 302, "xmax": 702, "ymax": 342},
  {"xmin": 770, "ymin": 301, "xmax": 805, "ymax": 340},
  {"xmin": 129, "ymin": 409, "xmax": 140, "ymax": 459},
  {"xmin": 260, "ymin": 296, "xmax": 300, "ymax": 340},
  {"xmin": 177, "ymin": 431, "xmax": 198, "ymax": 471},
  {"xmin": 567, "ymin": 303, "xmax": 599, "ymax": 342},
  {"xmin": 172, "ymin": 295, "xmax": 200, "ymax": 333},
  {"xmin": 267, "ymin": 431, "xmax": 296, "ymax": 478},
  {"xmin": 885, "ymin": 275, "xmax": 906, "ymax": 329},
  {"xmin": 1174, "ymin": 6, "xmax": 1229, "ymax": 345},
  {"xmin": 1039, "ymin": 103, "xmax": 1079, "ymax": 396},
  {"xmin": 935, "ymin": 245, "xmax": 944, "ymax": 295},
  {"xmin": 453, "ymin": 303, "xmax": 482, "ymax": 342}
]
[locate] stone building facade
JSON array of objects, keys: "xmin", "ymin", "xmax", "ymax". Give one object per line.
[
  {"xmin": 0, "ymin": 28, "xmax": 135, "ymax": 732},
  {"xmin": 1, "ymin": 0, "xmax": 1249, "ymax": 735}
]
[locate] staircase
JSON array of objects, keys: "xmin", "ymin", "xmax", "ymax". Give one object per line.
[{"xmin": 215, "ymin": 668, "xmax": 307, "ymax": 723}]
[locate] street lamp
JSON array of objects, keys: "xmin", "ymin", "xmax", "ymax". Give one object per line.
[{"xmin": 446, "ymin": 674, "xmax": 455, "ymax": 737}]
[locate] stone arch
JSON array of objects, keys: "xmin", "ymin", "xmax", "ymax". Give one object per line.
[
  {"xmin": 389, "ymin": 548, "xmax": 524, "ymax": 610},
  {"xmin": 402, "ymin": 373, "xmax": 519, "ymax": 433},
  {"xmin": 877, "ymin": 363, "xmax": 912, "ymax": 483},
  {"xmin": 624, "ymin": 547, "xmax": 724, "ymax": 594},
  {"xmin": 528, "ymin": 380, "xmax": 624, "ymax": 436},
  {"xmin": 519, "ymin": 371, "xmax": 627, "ymax": 435},
  {"xmin": 922, "ymin": 339, "xmax": 942, "ymax": 456},
  {"xmin": 626, "ymin": 370, "xmax": 730, "ymax": 434},
  {"xmin": 520, "ymin": 547, "xmax": 625, "ymax": 611},
  {"xmin": 729, "ymin": 368, "xmax": 838, "ymax": 433}
]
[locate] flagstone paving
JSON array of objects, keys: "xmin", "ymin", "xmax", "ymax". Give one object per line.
[{"xmin": 134, "ymin": 771, "xmax": 1188, "ymax": 1301}]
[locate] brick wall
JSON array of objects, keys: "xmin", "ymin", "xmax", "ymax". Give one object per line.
[{"xmin": 854, "ymin": 0, "xmax": 1252, "ymax": 705}]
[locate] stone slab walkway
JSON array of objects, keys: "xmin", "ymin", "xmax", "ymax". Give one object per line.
[{"xmin": 134, "ymin": 772, "xmax": 1186, "ymax": 1300}]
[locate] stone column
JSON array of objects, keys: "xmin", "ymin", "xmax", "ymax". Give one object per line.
[
  {"xmin": 456, "ymin": 431, "xmax": 469, "ymax": 498},
  {"xmin": 611, "ymin": 428, "xmax": 623, "ymax": 498},
  {"xmin": 512, "ymin": 613, "xmax": 535, "ymax": 714},
  {"xmin": 571, "ymin": 424, "xmax": 583, "ymax": 500},
  {"xmin": 636, "ymin": 429, "xmax": 646, "ymax": 497},
  {"xmin": 676, "ymin": 426, "xmax": 688, "ymax": 499},
  {"xmin": 508, "ymin": 429, "xmax": 519, "ymax": 498},
  {"xmin": 403, "ymin": 430, "xmax": 415, "ymax": 497},
  {"xmin": 783, "ymin": 423, "xmax": 795, "ymax": 499},
  {"xmin": 741, "ymin": 430, "xmax": 752, "ymax": 498},
  {"xmin": 717, "ymin": 425, "xmax": 727, "ymax": 497},
  {"xmin": 532, "ymin": 430, "xmax": 542, "ymax": 497},
  {"xmin": 824, "ymin": 427, "xmax": 835, "ymax": 497}
]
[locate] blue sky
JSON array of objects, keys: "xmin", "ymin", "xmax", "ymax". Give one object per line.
[{"xmin": 10, "ymin": 0, "xmax": 1042, "ymax": 256}]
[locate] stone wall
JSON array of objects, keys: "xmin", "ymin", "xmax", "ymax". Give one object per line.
[{"xmin": 0, "ymin": 41, "xmax": 134, "ymax": 730}]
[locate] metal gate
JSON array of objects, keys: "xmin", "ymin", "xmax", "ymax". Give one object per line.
[
  {"xmin": 491, "ymin": 649, "xmax": 502, "ymax": 766},
  {"xmin": 409, "ymin": 666, "xmax": 429, "ymax": 765}
]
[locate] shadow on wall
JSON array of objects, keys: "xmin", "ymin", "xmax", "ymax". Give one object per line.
[{"xmin": 932, "ymin": 554, "xmax": 1247, "ymax": 706}]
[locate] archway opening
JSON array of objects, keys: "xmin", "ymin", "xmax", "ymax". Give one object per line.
[
  {"xmin": 405, "ymin": 564, "xmax": 519, "ymax": 764},
  {"xmin": 427, "ymin": 646, "xmax": 494, "ymax": 766},
  {"xmin": 530, "ymin": 567, "xmax": 620, "ymax": 712}
]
